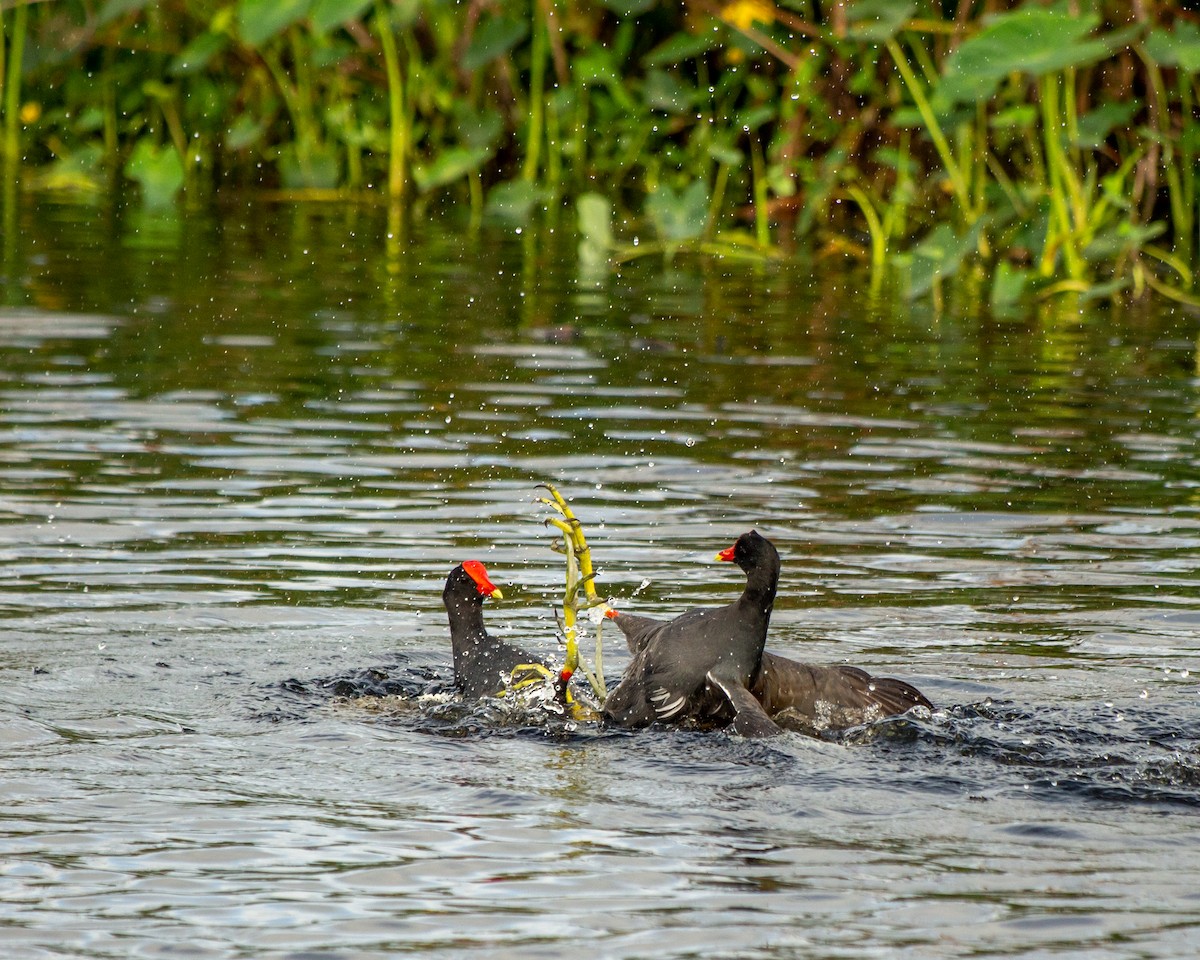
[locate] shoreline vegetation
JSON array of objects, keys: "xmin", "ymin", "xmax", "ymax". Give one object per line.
[{"xmin": 2, "ymin": 0, "xmax": 1198, "ymax": 307}]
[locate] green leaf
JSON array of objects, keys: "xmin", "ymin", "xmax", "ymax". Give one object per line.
[
  {"xmin": 32, "ymin": 145, "xmax": 106, "ymax": 194},
  {"xmin": 903, "ymin": 220, "xmax": 982, "ymax": 298},
  {"xmin": 74, "ymin": 107, "xmax": 105, "ymax": 134},
  {"xmin": 238, "ymin": 0, "xmax": 312, "ymax": 47},
  {"xmin": 371, "ymin": 0, "xmax": 421, "ymax": 29},
  {"xmin": 97, "ymin": 0, "xmax": 153, "ymax": 26},
  {"xmin": 577, "ymin": 193, "xmax": 613, "ymax": 249},
  {"xmin": 708, "ymin": 141, "xmax": 744, "ymax": 166},
  {"xmin": 1083, "ymin": 221, "xmax": 1165, "ymax": 261},
  {"xmin": 573, "ymin": 47, "xmax": 620, "ymax": 86},
  {"xmin": 990, "ymin": 261, "xmax": 1029, "ymax": 310},
  {"xmin": 940, "ymin": 10, "xmax": 1134, "ymax": 104},
  {"xmin": 766, "ymin": 164, "xmax": 796, "ymax": 198},
  {"xmin": 462, "ymin": 15, "xmax": 529, "ymax": 71},
  {"xmin": 170, "ymin": 32, "xmax": 229, "ymax": 76},
  {"xmin": 485, "ymin": 180, "xmax": 543, "ymax": 226},
  {"xmin": 278, "ymin": 141, "xmax": 340, "ymax": 189},
  {"xmin": 1145, "ymin": 23, "xmax": 1200, "ymax": 72},
  {"xmin": 310, "ymin": 0, "xmax": 374, "ymax": 34},
  {"xmin": 225, "ymin": 115, "xmax": 267, "ymax": 151},
  {"xmin": 643, "ymin": 69, "xmax": 694, "ymax": 114},
  {"xmin": 313, "ymin": 39, "xmax": 356, "ymax": 69},
  {"xmin": 413, "ymin": 146, "xmax": 493, "ymax": 192},
  {"xmin": 890, "ymin": 106, "xmax": 924, "ymax": 129},
  {"xmin": 597, "ymin": 0, "xmax": 656, "ymax": 16},
  {"xmin": 846, "ymin": 0, "xmax": 915, "ymax": 43},
  {"xmin": 1072, "ymin": 101, "xmax": 1139, "ymax": 148},
  {"xmin": 453, "ymin": 106, "xmax": 504, "ymax": 152},
  {"xmin": 642, "ymin": 32, "xmax": 719, "ymax": 68},
  {"xmin": 737, "ymin": 104, "xmax": 776, "ymax": 131},
  {"xmin": 646, "ymin": 181, "xmax": 709, "ymax": 243},
  {"xmin": 989, "ymin": 104, "xmax": 1038, "ymax": 132},
  {"xmin": 872, "ymin": 145, "xmax": 916, "ymax": 178},
  {"xmin": 124, "ymin": 139, "xmax": 185, "ymax": 209},
  {"xmin": 1078, "ymin": 277, "xmax": 1131, "ymax": 302},
  {"xmin": 578, "ymin": 195, "xmax": 613, "ymax": 277}
]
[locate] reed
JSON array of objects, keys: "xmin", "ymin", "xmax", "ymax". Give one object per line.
[
  {"xmin": 2, "ymin": 0, "xmax": 28, "ymax": 176},
  {"xmin": 5, "ymin": 0, "xmax": 1198, "ymax": 305}
]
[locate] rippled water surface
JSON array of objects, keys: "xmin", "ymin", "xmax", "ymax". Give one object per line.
[{"xmin": 3, "ymin": 199, "xmax": 1200, "ymax": 958}]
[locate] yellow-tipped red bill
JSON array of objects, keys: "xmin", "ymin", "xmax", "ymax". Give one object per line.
[{"xmin": 462, "ymin": 559, "xmax": 503, "ymax": 599}]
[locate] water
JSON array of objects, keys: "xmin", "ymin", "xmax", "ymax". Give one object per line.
[{"xmin": 2, "ymin": 198, "xmax": 1199, "ymax": 958}]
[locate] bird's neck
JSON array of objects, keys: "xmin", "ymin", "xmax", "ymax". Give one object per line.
[
  {"xmin": 447, "ymin": 597, "xmax": 488, "ymax": 669},
  {"xmin": 740, "ymin": 560, "xmax": 779, "ymax": 618}
]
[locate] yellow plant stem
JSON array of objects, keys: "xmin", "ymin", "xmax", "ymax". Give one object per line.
[
  {"xmin": 885, "ymin": 36, "xmax": 971, "ymax": 220},
  {"xmin": 546, "ymin": 515, "xmax": 582, "ymax": 677},
  {"xmin": 845, "ymin": 185, "xmax": 886, "ymax": 288},
  {"xmin": 1143, "ymin": 243, "xmax": 1193, "ymax": 287},
  {"xmin": 375, "ymin": 0, "xmax": 408, "ymax": 206},
  {"xmin": 540, "ymin": 485, "xmax": 606, "ymax": 702},
  {"xmin": 1142, "ymin": 271, "xmax": 1200, "ymax": 308},
  {"xmin": 543, "ymin": 514, "xmax": 605, "ymax": 701},
  {"xmin": 1039, "ymin": 75, "xmax": 1085, "ymax": 280},
  {"xmin": 750, "ymin": 133, "xmax": 770, "ymax": 248},
  {"xmin": 2, "ymin": 0, "xmax": 28, "ymax": 174},
  {"xmin": 523, "ymin": 5, "xmax": 547, "ymax": 184}
]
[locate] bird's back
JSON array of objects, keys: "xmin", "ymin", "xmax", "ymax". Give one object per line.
[{"xmin": 752, "ymin": 652, "xmax": 931, "ymax": 733}]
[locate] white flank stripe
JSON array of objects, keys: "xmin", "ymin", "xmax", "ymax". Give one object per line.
[{"xmin": 656, "ymin": 696, "xmax": 686, "ymax": 719}]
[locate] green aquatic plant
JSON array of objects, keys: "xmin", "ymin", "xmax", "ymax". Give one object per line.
[
  {"xmin": 482, "ymin": 485, "xmax": 608, "ymax": 719},
  {"xmin": 124, "ymin": 136, "xmax": 185, "ymax": 208},
  {"xmin": 1, "ymin": 0, "xmax": 28, "ymax": 177},
  {"xmin": 538, "ymin": 483, "xmax": 607, "ymax": 705},
  {"xmin": 3, "ymin": 0, "xmax": 1198, "ymax": 305}
]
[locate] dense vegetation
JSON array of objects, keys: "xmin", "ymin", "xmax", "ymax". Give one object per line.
[{"xmin": 2, "ymin": 0, "xmax": 1199, "ymax": 307}]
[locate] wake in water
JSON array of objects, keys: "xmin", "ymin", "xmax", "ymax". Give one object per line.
[
  {"xmin": 252, "ymin": 654, "xmax": 602, "ymax": 738},
  {"xmin": 851, "ymin": 698, "xmax": 1200, "ymax": 809}
]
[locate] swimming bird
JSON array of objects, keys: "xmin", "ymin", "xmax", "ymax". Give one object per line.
[
  {"xmin": 602, "ymin": 530, "xmax": 783, "ymax": 737},
  {"xmin": 443, "ymin": 560, "xmax": 550, "ymax": 700},
  {"xmin": 749, "ymin": 651, "xmax": 931, "ymax": 735},
  {"xmin": 603, "ymin": 533, "xmax": 932, "ymax": 736}
]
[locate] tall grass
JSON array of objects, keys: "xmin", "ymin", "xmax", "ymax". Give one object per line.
[{"xmin": 2, "ymin": 0, "xmax": 1197, "ymax": 306}]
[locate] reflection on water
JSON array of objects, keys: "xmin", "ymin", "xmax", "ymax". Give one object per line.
[{"xmin": 2, "ymin": 198, "xmax": 1200, "ymax": 958}]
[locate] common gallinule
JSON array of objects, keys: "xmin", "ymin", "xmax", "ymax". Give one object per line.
[
  {"xmin": 602, "ymin": 530, "xmax": 783, "ymax": 736},
  {"xmin": 750, "ymin": 652, "xmax": 931, "ymax": 733},
  {"xmin": 603, "ymin": 532, "xmax": 932, "ymax": 736},
  {"xmin": 443, "ymin": 560, "xmax": 548, "ymax": 700}
]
